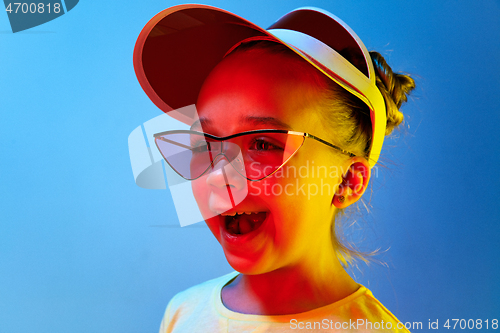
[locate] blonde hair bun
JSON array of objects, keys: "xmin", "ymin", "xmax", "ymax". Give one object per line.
[{"xmin": 370, "ymin": 52, "xmax": 416, "ymax": 135}]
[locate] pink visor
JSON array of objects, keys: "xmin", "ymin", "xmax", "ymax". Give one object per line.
[{"xmin": 133, "ymin": 4, "xmax": 386, "ymax": 167}]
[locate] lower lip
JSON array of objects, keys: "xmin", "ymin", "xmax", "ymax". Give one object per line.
[{"xmin": 220, "ymin": 213, "xmax": 269, "ymax": 248}]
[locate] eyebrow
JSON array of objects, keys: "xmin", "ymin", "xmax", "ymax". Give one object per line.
[
  {"xmin": 189, "ymin": 116, "xmax": 292, "ymax": 131},
  {"xmin": 190, "ymin": 118, "xmax": 210, "ymax": 131},
  {"xmin": 244, "ymin": 116, "xmax": 292, "ymax": 130}
]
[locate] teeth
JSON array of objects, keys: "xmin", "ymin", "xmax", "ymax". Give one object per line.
[{"xmin": 220, "ymin": 212, "xmax": 235, "ymax": 216}]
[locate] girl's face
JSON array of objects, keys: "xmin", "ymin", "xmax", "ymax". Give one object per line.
[{"xmin": 193, "ymin": 50, "xmax": 349, "ymax": 274}]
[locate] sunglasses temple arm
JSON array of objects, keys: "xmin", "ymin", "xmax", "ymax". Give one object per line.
[
  {"xmin": 156, "ymin": 137, "xmax": 193, "ymax": 150},
  {"xmin": 306, "ymin": 134, "xmax": 356, "ymax": 157}
]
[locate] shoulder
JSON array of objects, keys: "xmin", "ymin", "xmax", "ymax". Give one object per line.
[
  {"xmin": 344, "ymin": 286, "xmax": 410, "ymax": 332},
  {"xmin": 159, "ymin": 271, "xmax": 238, "ymax": 332}
]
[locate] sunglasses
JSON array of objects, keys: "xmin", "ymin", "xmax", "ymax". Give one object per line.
[{"xmin": 154, "ymin": 129, "xmax": 355, "ymax": 181}]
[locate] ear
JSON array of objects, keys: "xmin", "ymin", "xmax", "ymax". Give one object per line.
[{"xmin": 333, "ymin": 158, "xmax": 370, "ymax": 208}]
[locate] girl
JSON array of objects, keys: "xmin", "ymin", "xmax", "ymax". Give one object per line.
[{"xmin": 134, "ymin": 4, "xmax": 415, "ymax": 332}]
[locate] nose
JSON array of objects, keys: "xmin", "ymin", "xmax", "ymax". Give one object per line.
[
  {"xmin": 205, "ymin": 154, "xmax": 246, "ymax": 191},
  {"xmin": 203, "ymin": 154, "xmax": 248, "ymax": 214}
]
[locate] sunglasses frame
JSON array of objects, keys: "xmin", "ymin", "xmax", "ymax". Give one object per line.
[{"xmin": 154, "ymin": 129, "xmax": 356, "ymax": 182}]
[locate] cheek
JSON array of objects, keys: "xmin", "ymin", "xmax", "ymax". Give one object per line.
[
  {"xmin": 247, "ymin": 171, "xmax": 313, "ymax": 207},
  {"xmin": 255, "ymin": 165, "xmax": 336, "ymax": 231},
  {"xmin": 247, "ymin": 177, "xmax": 304, "ymax": 230},
  {"xmin": 191, "ymin": 178, "xmax": 222, "ymax": 240},
  {"xmin": 191, "ymin": 176, "xmax": 211, "ymax": 218}
]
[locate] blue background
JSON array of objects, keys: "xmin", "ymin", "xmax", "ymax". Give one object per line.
[{"xmin": 1, "ymin": 1, "xmax": 499, "ymax": 332}]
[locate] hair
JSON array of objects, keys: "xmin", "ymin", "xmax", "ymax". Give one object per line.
[{"xmin": 228, "ymin": 40, "xmax": 416, "ymax": 266}]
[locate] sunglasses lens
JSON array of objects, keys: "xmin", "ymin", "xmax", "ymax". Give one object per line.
[
  {"xmin": 155, "ymin": 131, "xmax": 305, "ymax": 180},
  {"xmin": 241, "ymin": 132, "xmax": 304, "ymax": 180},
  {"xmin": 155, "ymin": 132, "xmax": 219, "ymax": 180}
]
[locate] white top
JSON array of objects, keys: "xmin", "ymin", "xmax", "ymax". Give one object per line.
[{"xmin": 159, "ymin": 271, "xmax": 410, "ymax": 332}]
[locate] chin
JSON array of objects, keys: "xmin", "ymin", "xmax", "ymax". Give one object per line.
[{"xmin": 223, "ymin": 250, "xmax": 272, "ymax": 275}]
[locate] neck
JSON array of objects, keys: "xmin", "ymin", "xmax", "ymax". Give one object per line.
[{"xmin": 221, "ymin": 250, "xmax": 359, "ymax": 315}]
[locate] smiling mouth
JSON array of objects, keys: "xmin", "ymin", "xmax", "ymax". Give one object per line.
[{"xmin": 222, "ymin": 212, "xmax": 267, "ymax": 235}]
